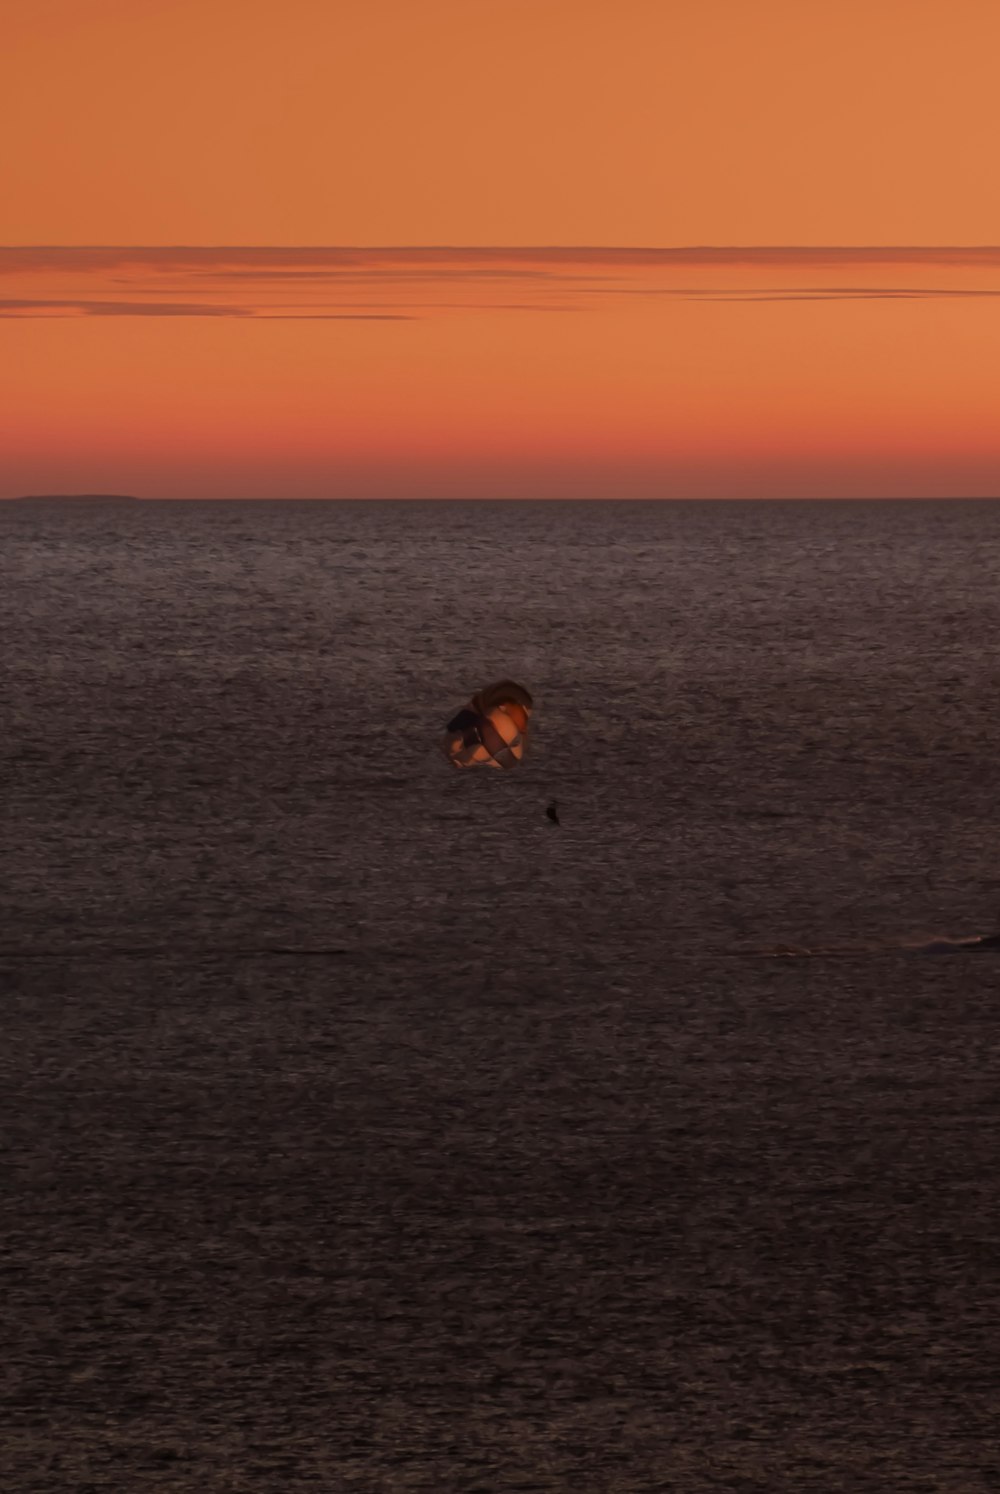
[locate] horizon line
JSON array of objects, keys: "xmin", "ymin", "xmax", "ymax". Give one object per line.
[
  {"xmin": 9, "ymin": 494, "xmax": 1000, "ymax": 503},
  {"xmin": 7, "ymin": 243, "xmax": 1000, "ymax": 251}
]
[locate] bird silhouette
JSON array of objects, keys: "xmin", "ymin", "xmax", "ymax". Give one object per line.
[{"xmin": 545, "ymin": 800, "xmax": 560, "ymax": 826}]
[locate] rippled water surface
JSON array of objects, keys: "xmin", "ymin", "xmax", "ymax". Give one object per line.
[{"xmin": 3, "ymin": 499, "xmax": 1000, "ymax": 1490}]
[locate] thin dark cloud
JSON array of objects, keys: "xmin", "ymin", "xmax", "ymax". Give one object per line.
[
  {"xmin": 5, "ymin": 245, "xmax": 1000, "ymax": 272},
  {"xmin": 685, "ymin": 288, "xmax": 1000, "ymax": 302},
  {"xmin": 0, "ymin": 297, "xmax": 414, "ymax": 320},
  {"xmin": 581, "ymin": 284, "xmax": 1000, "ymax": 299},
  {"xmin": 263, "ymin": 313, "xmax": 414, "ymax": 320},
  {"xmin": 3, "ymin": 246, "xmax": 999, "ymax": 317},
  {"xmin": 0, "ymin": 298, "xmax": 250, "ymax": 317}
]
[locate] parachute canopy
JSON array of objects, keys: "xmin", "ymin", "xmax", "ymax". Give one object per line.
[{"xmin": 440, "ymin": 679, "xmax": 533, "ymax": 769}]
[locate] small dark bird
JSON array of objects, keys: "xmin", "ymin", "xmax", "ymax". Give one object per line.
[{"xmin": 546, "ymin": 800, "xmax": 560, "ymax": 826}]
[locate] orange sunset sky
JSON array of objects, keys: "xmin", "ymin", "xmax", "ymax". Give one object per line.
[{"xmin": 3, "ymin": 0, "xmax": 1000, "ymax": 498}]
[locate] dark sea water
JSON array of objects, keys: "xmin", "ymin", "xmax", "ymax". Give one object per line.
[{"xmin": 3, "ymin": 498, "xmax": 1000, "ymax": 1491}]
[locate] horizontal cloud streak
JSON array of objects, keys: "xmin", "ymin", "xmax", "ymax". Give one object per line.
[
  {"xmin": 0, "ymin": 298, "xmax": 249, "ymax": 318},
  {"xmin": 0, "ymin": 296, "xmax": 416, "ymax": 320},
  {"xmin": 3, "ymin": 246, "xmax": 1000, "ymax": 317},
  {"xmin": 7, "ymin": 246, "xmax": 1000, "ymax": 269}
]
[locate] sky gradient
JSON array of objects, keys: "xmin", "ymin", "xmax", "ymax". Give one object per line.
[{"xmin": 4, "ymin": 0, "xmax": 1000, "ymax": 498}]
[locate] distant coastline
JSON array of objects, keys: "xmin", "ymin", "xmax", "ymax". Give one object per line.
[{"xmin": 8, "ymin": 493, "xmax": 143, "ymax": 503}]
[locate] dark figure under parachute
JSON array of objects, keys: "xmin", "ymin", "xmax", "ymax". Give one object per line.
[{"xmin": 440, "ymin": 680, "xmax": 533, "ymax": 770}]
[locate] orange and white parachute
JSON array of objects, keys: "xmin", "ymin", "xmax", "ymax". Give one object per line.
[{"xmin": 440, "ymin": 680, "xmax": 533, "ymax": 769}]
